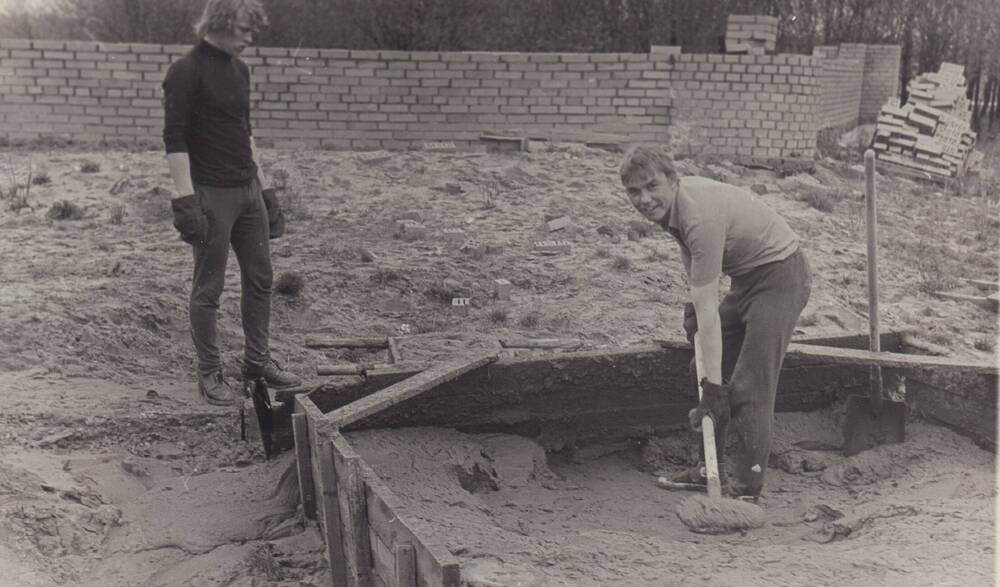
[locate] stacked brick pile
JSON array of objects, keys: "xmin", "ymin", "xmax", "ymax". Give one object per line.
[
  {"xmin": 725, "ymin": 15, "xmax": 778, "ymax": 55},
  {"xmin": 872, "ymin": 62, "xmax": 976, "ymax": 178}
]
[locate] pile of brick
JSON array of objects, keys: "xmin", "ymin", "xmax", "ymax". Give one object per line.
[
  {"xmin": 725, "ymin": 15, "xmax": 778, "ymax": 55},
  {"xmin": 872, "ymin": 62, "xmax": 977, "ymax": 179}
]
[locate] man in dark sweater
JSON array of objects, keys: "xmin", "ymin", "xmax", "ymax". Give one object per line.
[
  {"xmin": 163, "ymin": 0, "xmax": 300, "ymax": 405},
  {"xmin": 620, "ymin": 145, "xmax": 811, "ymax": 500}
]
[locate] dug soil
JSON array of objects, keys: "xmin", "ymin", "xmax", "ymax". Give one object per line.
[{"xmin": 0, "ymin": 141, "xmax": 996, "ymax": 586}]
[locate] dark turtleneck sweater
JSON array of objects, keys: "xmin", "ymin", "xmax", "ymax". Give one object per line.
[{"xmin": 162, "ymin": 40, "xmax": 257, "ymax": 188}]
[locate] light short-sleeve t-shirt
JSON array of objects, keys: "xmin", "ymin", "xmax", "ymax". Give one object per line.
[{"xmin": 662, "ymin": 176, "xmax": 799, "ymax": 287}]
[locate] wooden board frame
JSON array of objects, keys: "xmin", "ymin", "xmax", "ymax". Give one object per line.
[
  {"xmin": 297, "ymin": 391, "xmax": 462, "ymax": 587},
  {"xmin": 292, "ymin": 332, "xmax": 998, "ymax": 586}
]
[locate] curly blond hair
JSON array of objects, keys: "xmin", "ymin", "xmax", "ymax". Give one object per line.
[
  {"xmin": 194, "ymin": 0, "xmax": 268, "ymax": 39},
  {"xmin": 619, "ymin": 144, "xmax": 679, "ymax": 187}
]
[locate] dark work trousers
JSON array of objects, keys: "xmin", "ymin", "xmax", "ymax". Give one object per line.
[
  {"xmin": 683, "ymin": 248, "xmax": 811, "ymax": 496},
  {"xmin": 189, "ymin": 180, "xmax": 273, "ymax": 378}
]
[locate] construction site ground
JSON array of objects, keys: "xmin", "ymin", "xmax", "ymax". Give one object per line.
[{"xmin": 0, "ymin": 134, "xmax": 996, "ymax": 586}]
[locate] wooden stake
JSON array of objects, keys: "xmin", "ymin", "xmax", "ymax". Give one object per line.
[
  {"xmin": 387, "ymin": 336, "xmax": 402, "ymax": 364},
  {"xmin": 330, "ymin": 433, "xmax": 372, "ymax": 587}
]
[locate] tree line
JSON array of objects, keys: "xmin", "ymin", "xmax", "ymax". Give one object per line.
[{"xmin": 2, "ymin": 0, "xmax": 998, "ymax": 128}]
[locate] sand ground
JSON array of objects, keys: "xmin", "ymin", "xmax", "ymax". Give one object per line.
[{"xmin": 0, "ymin": 140, "xmax": 996, "ymax": 585}]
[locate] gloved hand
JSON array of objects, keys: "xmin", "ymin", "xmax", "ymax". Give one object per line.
[
  {"xmin": 261, "ymin": 187, "xmax": 285, "ymax": 239},
  {"xmin": 688, "ymin": 378, "xmax": 731, "ymax": 432},
  {"xmin": 170, "ymin": 194, "xmax": 208, "ymax": 246}
]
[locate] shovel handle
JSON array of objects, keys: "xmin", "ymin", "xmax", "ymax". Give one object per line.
[
  {"xmin": 864, "ymin": 150, "xmax": 884, "ymax": 412},
  {"xmin": 693, "ymin": 333, "xmax": 723, "ymax": 499}
]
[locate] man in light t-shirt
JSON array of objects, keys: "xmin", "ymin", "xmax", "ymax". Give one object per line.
[{"xmin": 620, "ymin": 144, "xmax": 812, "ymax": 499}]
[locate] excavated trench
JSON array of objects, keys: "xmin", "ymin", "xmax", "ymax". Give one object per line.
[{"xmin": 346, "ymin": 407, "xmax": 995, "ymax": 587}]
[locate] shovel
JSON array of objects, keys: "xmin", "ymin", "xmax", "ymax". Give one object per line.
[
  {"xmin": 241, "ymin": 376, "xmax": 279, "ymax": 458},
  {"xmin": 842, "ymin": 150, "xmax": 906, "ymax": 456}
]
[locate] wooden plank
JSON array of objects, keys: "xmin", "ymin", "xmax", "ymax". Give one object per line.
[
  {"xmin": 305, "ymin": 336, "xmax": 389, "ymax": 349},
  {"xmin": 316, "ymin": 362, "xmax": 427, "ymax": 377},
  {"xmin": 317, "ymin": 363, "xmax": 373, "ymax": 376},
  {"xmin": 291, "ymin": 412, "xmax": 316, "ymax": 519},
  {"xmin": 339, "ymin": 344, "xmax": 857, "ymax": 441},
  {"xmin": 296, "ymin": 395, "xmax": 349, "ymax": 587},
  {"xmin": 785, "ymin": 343, "xmax": 997, "ymax": 374},
  {"xmin": 499, "ymin": 337, "xmax": 584, "ymax": 349},
  {"xmin": 330, "ymin": 433, "xmax": 373, "ymax": 587},
  {"xmin": 906, "ymin": 366, "xmax": 998, "ymax": 450},
  {"xmin": 308, "ymin": 366, "xmax": 427, "ymax": 413},
  {"xmin": 327, "ymin": 355, "xmax": 497, "ymax": 428},
  {"xmin": 307, "ymin": 340, "xmax": 990, "ymax": 448},
  {"xmin": 361, "ymin": 461, "xmax": 461, "ymax": 587},
  {"xmin": 370, "ymin": 527, "xmax": 396, "ymax": 587},
  {"xmin": 931, "ymin": 290, "xmax": 999, "ymax": 312},
  {"xmin": 395, "ymin": 544, "xmax": 416, "ymax": 587},
  {"xmin": 792, "ymin": 331, "xmax": 906, "ymax": 352}
]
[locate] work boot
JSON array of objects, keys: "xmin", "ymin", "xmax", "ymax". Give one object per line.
[
  {"xmin": 198, "ymin": 370, "xmax": 236, "ymax": 406},
  {"xmin": 265, "ymin": 358, "xmax": 302, "ymax": 388}
]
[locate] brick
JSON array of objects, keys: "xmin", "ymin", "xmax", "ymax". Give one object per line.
[
  {"xmin": 423, "ymin": 141, "xmax": 457, "ymax": 151},
  {"xmin": 533, "ymin": 240, "xmax": 572, "ymax": 254},
  {"xmin": 493, "ymin": 279, "xmax": 512, "ymax": 301},
  {"xmin": 441, "ymin": 228, "xmax": 465, "ymax": 242},
  {"xmin": 546, "ymin": 215, "xmax": 571, "ymax": 232},
  {"xmin": 460, "ymin": 240, "xmax": 487, "ymax": 256}
]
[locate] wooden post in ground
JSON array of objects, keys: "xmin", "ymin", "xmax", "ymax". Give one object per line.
[
  {"xmin": 330, "ymin": 433, "xmax": 372, "ymax": 587},
  {"xmin": 318, "ymin": 433, "xmax": 350, "ymax": 585}
]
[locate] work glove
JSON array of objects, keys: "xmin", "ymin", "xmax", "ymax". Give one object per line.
[
  {"xmin": 261, "ymin": 187, "xmax": 285, "ymax": 239},
  {"xmin": 170, "ymin": 194, "xmax": 208, "ymax": 246},
  {"xmin": 688, "ymin": 378, "xmax": 731, "ymax": 432}
]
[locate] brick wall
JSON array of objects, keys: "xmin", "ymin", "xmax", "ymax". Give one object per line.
[
  {"xmin": 859, "ymin": 44, "xmax": 901, "ymax": 121},
  {"xmin": 814, "ymin": 55, "xmax": 864, "ymax": 130},
  {"xmin": 670, "ymin": 52, "xmax": 817, "ymax": 161},
  {"xmin": 0, "ymin": 39, "xmax": 673, "ymax": 151},
  {"xmin": 0, "ymin": 38, "xmax": 900, "ymax": 161}
]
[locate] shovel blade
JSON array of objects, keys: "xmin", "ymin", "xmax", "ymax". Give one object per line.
[
  {"xmin": 842, "ymin": 394, "xmax": 906, "ymax": 456},
  {"xmin": 240, "ymin": 378, "xmax": 277, "ymax": 458}
]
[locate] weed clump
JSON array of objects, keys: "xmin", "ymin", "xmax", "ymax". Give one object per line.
[
  {"xmin": 371, "ymin": 268, "xmax": 403, "ymax": 287},
  {"xmin": 489, "ymin": 307, "xmax": 509, "ymax": 324},
  {"xmin": 973, "ymin": 336, "xmax": 994, "ymax": 353},
  {"xmin": 47, "ymin": 200, "xmax": 84, "ymax": 221},
  {"xmin": 80, "ymin": 160, "xmax": 100, "ymax": 173},
  {"xmin": 519, "ymin": 312, "xmax": 541, "ymax": 329},
  {"xmin": 612, "ymin": 255, "xmax": 632, "ymax": 271},
  {"xmin": 109, "ymin": 204, "xmax": 126, "ymax": 225},
  {"xmin": 794, "ymin": 189, "xmax": 837, "ymax": 213},
  {"xmin": 274, "ymin": 271, "xmax": 305, "ymax": 296}
]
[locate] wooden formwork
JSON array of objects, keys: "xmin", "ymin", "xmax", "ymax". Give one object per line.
[{"xmin": 289, "ymin": 333, "xmax": 998, "ymax": 586}]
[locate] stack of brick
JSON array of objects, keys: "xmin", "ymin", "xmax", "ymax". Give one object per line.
[
  {"xmin": 725, "ymin": 15, "xmax": 778, "ymax": 55},
  {"xmin": 872, "ymin": 62, "xmax": 976, "ymax": 178}
]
